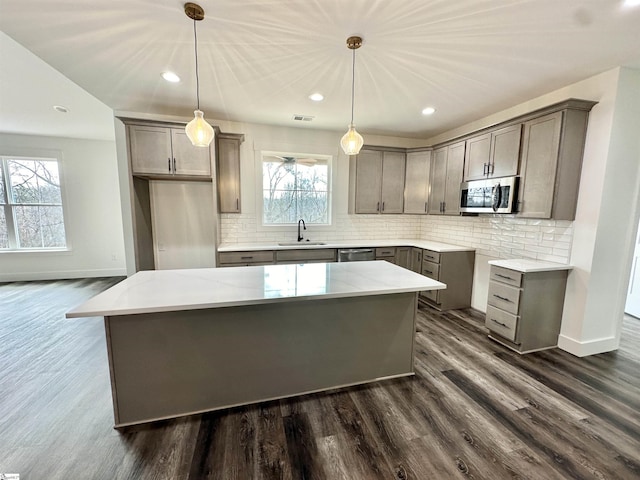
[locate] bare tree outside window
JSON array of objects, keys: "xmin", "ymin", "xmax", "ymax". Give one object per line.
[
  {"xmin": 262, "ymin": 153, "xmax": 330, "ymax": 225},
  {"xmin": 0, "ymin": 156, "xmax": 67, "ymax": 249}
]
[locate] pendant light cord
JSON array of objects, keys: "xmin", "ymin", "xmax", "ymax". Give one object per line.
[
  {"xmin": 350, "ymin": 47, "xmax": 356, "ymax": 124},
  {"xmin": 193, "ymin": 18, "xmax": 201, "ymax": 110}
]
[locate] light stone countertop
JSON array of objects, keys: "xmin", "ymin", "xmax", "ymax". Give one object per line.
[
  {"xmin": 66, "ymin": 261, "xmax": 446, "ymax": 318},
  {"xmin": 489, "ymin": 258, "xmax": 572, "ymax": 273},
  {"xmin": 218, "ymin": 239, "xmax": 474, "ymax": 253}
]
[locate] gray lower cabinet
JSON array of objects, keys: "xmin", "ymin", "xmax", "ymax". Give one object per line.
[
  {"xmin": 218, "ymin": 250, "xmax": 274, "ymax": 266},
  {"xmin": 419, "ymin": 249, "xmax": 475, "ymax": 310},
  {"xmin": 375, "ymin": 247, "xmax": 396, "ymax": 264},
  {"xmin": 275, "ymin": 249, "xmax": 336, "ymax": 264},
  {"xmin": 517, "ymin": 100, "xmax": 595, "ymax": 220},
  {"xmin": 486, "ymin": 265, "xmax": 568, "ymax": 353},
  {"xmin": 354, "ymin": 149, "xmax": 406, "ymax": 214},
  {"xmin": 428, "ymin": 141, "xmax": 465, "ymax": 215},
  {"xmin": 403, "ymin": 150, "xmax": 432, "ymax": 214},
  {"xmin": 128, "ymin": 124, "xmax": 211, "ymax": 177},
  {"xmin": 410, "ymin": 248, "xmax": 423, "ymax": 273},
  {"xmin": 394, "ymin": 247, "xmax": 411, "ymax": 269},
  {"xmin": 217, "ymin": 133, "xmax": 244, "ymax": 213}
]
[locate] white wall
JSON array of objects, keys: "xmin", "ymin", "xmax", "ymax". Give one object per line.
[{"xmin": 0, "ymin": 133, "xmax": 127, "ymax": 281}]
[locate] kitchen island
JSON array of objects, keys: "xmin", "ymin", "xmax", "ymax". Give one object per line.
[{"xmin": 67, "ymin": 261, "xmax": 445, "ymax": 427}]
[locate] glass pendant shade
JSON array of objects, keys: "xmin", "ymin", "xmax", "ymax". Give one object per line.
[
  {"xmin": 185, "ymin": 110, "xmax": 214, "ymax": 147},
  {"xmin": 340, "ymin": 123, "xmax": 364, "ymax": 155}
]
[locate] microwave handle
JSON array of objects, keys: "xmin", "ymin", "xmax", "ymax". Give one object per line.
[{"xmin": 491, "ymin": 183, "xmax": 502, "ymax": 212}]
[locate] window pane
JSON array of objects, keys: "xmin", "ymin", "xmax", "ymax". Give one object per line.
[
  {"xmin": 14, "ymin": 205, "xmax": 66, "ymax": 248},
  {"xmin": 0, "ymin": 167, "xmax": 5, "ymax": 204},
  {"xmin": 262, "ymin": 154, "xmax": 331, "ymax": 225},
  {"xmin": 0, "ymin": 208, "xmax": 8, "ymax": 248},
  {"xmin": 9, "ymin": 159, "xmax": 62, "ymax": 204}
]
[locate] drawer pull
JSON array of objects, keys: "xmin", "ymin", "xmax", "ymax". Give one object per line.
[
  {"xmin": 495, "ymin": 273, "xmax": 515, "ymax": 281},
  {"xmin": 240, "ymin": 256, "xmax": 254, "ymax": 260},
  {"xmin": 493, "ymin": 294, "xmax": 512, "ymax": 303},
  {"xmin": 490, "ymin": 318, "xmax": 509, "ymax": 328},
  {"xmin": 425, "ymin": 255, "xmax": 435, "ymax": 260},
  {"xmin": 425, "ymin": 270, "xmax": 433, "ymax": 275}
]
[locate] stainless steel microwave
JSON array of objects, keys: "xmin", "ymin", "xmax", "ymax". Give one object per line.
[{"xmin": 459, "ymin": 176, "xmax": 519, "ymax": 213}]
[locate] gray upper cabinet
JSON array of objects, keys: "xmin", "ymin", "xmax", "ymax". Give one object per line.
[
  {"xmin": 355, "ymin": 149, "xmax": 406, "ymax": 214},
  {"xmin": 464, "ymin": 124, "xmax": 521, "ymax": 181},
  {"xmin": 517, "ymin": 101, "xmax": 593, "ymax": 220},
  {"xmin": 430, "ymin": 141, "xmax": 465, "ymax": 215},
  {"xmin": 403, "ymin": 150, "xmax": 432, "ymax": 214},
  {"xmin": 217, "ymin": 133, "xmax": 244, "ymax": 213},
  {"xmin": 129, "ymin": 124, "xmax": 211, "ymax": 177}
]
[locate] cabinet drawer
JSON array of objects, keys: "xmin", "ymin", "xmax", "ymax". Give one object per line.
[
  {"xmin": 490, "ymin": 266, "xmax": 523, "ymax": 287},
  {"xmin": 487, "ymin": 281, "xmax": 521, "ymax": 315},
  {"xmin": 276, "ymin": 249, "xmax": 336, "ymax": 262},
  {"xmin": 420, "ymin": 289, "xmax": 439, "ymax": 303},
  {"xmin": 218, "ymin": 250, "xmax": 274, "ymax": 264},
  {"xmin": 485, "ymin": 306, "xmax": 519, "ymax": 343},
  {"xmin": 421, "ymin": 261, "xmax": 440, "ymax": 280},
  {"xmin": 422, "ymin": 250, "xmax": 440, "ymax": 264},
  {"xmin": 375, "ymin": 247, "xmax": 396, "ymax": 257}
]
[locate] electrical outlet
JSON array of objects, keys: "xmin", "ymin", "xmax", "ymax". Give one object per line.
[{"xmin": 111, "ymin": 254, "xmax": 117, "ymax": 261}]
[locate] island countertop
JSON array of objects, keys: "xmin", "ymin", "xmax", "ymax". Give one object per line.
[
  {"xmin": 217, "ymin": 239, "xmax": 474, "ymax": 253},
  {"xmin": 66, "ymin": 261, "xmax": 446, "ymax": 318}
]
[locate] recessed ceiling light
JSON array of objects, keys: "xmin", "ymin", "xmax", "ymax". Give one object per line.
[
  {"xmin": 162, "ymin": 71, "xmax": 181, "ymax": 83},
  {"xmin": 309, "ymin": 93, "xmax": 324, "ymax": 102},
  {"xmin": 422, "ymin": 106, "xmax": 436, "ymax": 115},
  {"xmin": 53, "ymin": 105, "xmax": 69, "ymax": 113},
  {"xmin": 623, "ymin": 0, "xmax": 640, "ymax": 7}
]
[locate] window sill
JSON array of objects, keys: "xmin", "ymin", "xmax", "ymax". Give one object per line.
[{"xmin": 0, "ymin": 248, "xmax": 72, "ymax": 255}]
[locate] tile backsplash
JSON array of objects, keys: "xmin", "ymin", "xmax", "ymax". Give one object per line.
[
  {"xmin": 220, "ymin": 213, "xmax": 573, "ymax": 264},
  {"xmin": 420, "ymin": 215, "xmax": 573, "ymax": 263}
]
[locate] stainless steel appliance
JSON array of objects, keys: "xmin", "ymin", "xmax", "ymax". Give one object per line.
[
  {"xmin": 338, "ymin": 248, "xmax": 375, "ymax": 262},
  {"xmin": 460, "ymin": 176, "xmax": 519, "ymax": 213}
]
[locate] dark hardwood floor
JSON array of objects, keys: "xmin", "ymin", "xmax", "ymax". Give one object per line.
[{"xmin": 1, "ymin": 278, "xmax": 639, "ymax": 479}]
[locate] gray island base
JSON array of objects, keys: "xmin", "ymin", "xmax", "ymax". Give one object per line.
[{"xmin": 67, "ymin": 261, "xmax": 445, "ymax": 427}]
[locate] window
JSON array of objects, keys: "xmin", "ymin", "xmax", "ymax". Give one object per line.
[
  {"xmin": 0, "ymin": 155, "xmax": 67, "ymax": 250},
  {"xmin": 261, "ymin": 152, "xmax": 331, "ymax": 225}
]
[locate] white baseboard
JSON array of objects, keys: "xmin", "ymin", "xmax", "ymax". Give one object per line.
[
  {"xmin": 557, "ymin": 334, "xmax": 619, "ymax": 357},
  {"xmin": 0, "ymin": 268, "xmax": 127, "ymax": 283}
]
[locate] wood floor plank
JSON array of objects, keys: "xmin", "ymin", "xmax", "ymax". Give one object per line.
[{"xmin": 2, "ymin": 278, "xmax": 640, "ymax": 479}]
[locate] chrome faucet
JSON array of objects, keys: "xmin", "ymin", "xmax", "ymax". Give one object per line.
[{"xmin": 297, "ymin": 219, "xmax": 306, "ymax": 242}]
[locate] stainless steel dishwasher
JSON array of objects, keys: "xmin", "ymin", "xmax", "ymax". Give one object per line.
[{"xmin": 338, "ymin": 248, "xmax": 375, "ymax": 262}]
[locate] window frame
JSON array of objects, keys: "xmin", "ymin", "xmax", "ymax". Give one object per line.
[
  {"xmin": 257, "ymin": 150, "xmax": 334, "ymax": 229},
  {"xmin": 0, "ymin": 153, "xmax": 69, "ymax": 252}
]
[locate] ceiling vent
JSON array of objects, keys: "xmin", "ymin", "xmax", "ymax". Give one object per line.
[{"xmin": 293, "ymin": 114, "xmax": 315, "ymax": 122}]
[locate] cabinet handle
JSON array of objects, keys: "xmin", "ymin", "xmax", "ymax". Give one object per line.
[
  {"xmin": 490, "ymin": 163, "xmax": 495, "ymax": 174},
  {"xmin": 236, "ymin": 198, "xmax": 239, "ymax": 211},
  {"xmin": 173, "ymin": 158, "xmax": 176, "ymax": 173},
  {"xmin": 240, "ymin": 256, "xmax": 254, "ymax": 260},
  {"xmin": 424, "ymin": 270, "xmax": 433, "ymax": 275},
  {"xmin": 490, "ymin": 318, "xmax": 509, "ymax": 328},
  {"xmin": 493, "ymin": 294, "xmax": 512, "ymax": 303},
  {"xmin": 424, "ymin": 202, "xmax": 427, "ymax": 212},
  {"xmin": 483, "ymin": 163, "xmax": 488, "ymax": 175},
  {"xmin": 382, "ymin": 201, "xmax": 385, "ymax": 211},
  {"xmin": 495, "ymin": 273, "xmax": 515, "ymax": 281},
  {"xmin": 377, "ymin": 202, "xmax": 380, "ymax": 212},
  {"xmin": 168, "ymin": 157, "xmax": 171, "ymax": 172}
]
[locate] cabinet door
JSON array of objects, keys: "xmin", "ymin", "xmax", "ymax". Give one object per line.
[
  {"xmin": 489, "ymin": 124, "xmax": 521, "ymax": 178},
  {"xmin": 129, "ymin": 125, "xmax": 173, "ymax": 175},
  {"xmin": 395, "ymin": 247, "xmax": 411, "ymax": 269},
  {"xmin": 404, "ymin": 151, "xmax": 431, "ymax": 214},
  {"xmin": 380, "ymin": 151, "xmax": 406, "ymax": 214},
  {"xmin": 217, "ymin": 136, "xmax": 242, "ymax": 213},
  {"xmin": 170, "ymin": 128, "xmax": 211, "ymax": 176},
  {"xmin": 518, "ymin": 112, "xmax": 562, "ymax": 218},
  {"xmin": 355, "ymin": 150, "xmax": 383, "ymax": 213},
  {"xmin": 444, "ymin": 141, "xmax": 465, "ymax": 215},
  {"xmin": 464, "ymin": 133, "xmax": 491, "ymax": 181},
  {"xmin": 410, "ymin": 248, "xmax": 422, "ymax": 273},
  {"xmin": 428, "ymin": 147, "xmax": 447, "ymax": 214}
]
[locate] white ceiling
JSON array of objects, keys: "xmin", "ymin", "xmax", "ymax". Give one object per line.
[{"xmin": 1, "ymin": 0, "xmax": 640, "ymax": 141}]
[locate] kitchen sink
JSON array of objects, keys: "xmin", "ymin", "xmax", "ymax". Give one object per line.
[{"xmin": 278, "ymin": 242, "xmax": 326, "ymax": 246}]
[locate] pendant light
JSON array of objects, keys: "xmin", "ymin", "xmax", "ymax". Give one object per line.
[
  {"xmin": 184, "ymin": 2, "xmax": 214, "ymax": 147},
  {"xmin": 340, "ymin": 36, "xmax": 364, "ymax": 156}
]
